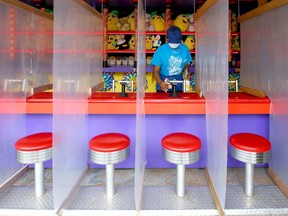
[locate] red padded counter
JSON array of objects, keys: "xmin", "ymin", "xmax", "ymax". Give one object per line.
[
  {"xmin": 27, "ymin": 92, "xmax": 53, "ymax": 102},
  {"xmin": 229, "ymin": 133, "xmax": 271, "ymax": 153},
  {"xmin": 26, "ymin": 92, "xmax": 53, "ymax": 114},
  {"xmin": 88, "ymin": 92, "xmax": 136, "ymax": 114},
  {"xmin": 89, "ymin": 133, "xmax": 130, "ymax": 152},
  {"xmin": 144, "ymin": 92, "xmax": 205, "ymax": 114},
  {"xmin": 228, "ymin": 92, "xmax": 270, "ymax": 114},
  {"xmin": 89, "ymin": 92, "xmax": 136, "ymax": 101},
  {"xmin": 24, "ymin": 91, "xmax": 270, "ymax": 114},
  {"xmin": 162, "ymin": 132, "xmax": 201, "ymax": 153},
  {"xmin": 144, "ymin": 92, "xmax": 205, "ymax": 102},
  {"xmin": 88, "ymin": 92, "xmax": 205, "ymax": 114},
  {"xmin": 229, "ymin": 92, "xmax": 270, "ymax": 103},
  {"xmin": 15, "ymin": 132, "xmax": 52, "ymax": 151}
]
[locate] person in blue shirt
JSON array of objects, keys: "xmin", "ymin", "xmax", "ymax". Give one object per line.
[{"xmin": 151, "ymin": 26, "xmax": 192, "ymax": 92}]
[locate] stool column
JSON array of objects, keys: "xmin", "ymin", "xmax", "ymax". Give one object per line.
[
  {"xmin": 35, "ymin": 162, "xmax": 45, "ymax": 197},
  {"xmin": 106, "ymin": 164, "xmax": 115, "ymax": 197},
  {"xmin": 177, "ymin": 164, "xmax": 185, "ymax": 197},
  {"xmin": 245, "ymin": 163, "xmax": 254, "ymax": 196}
]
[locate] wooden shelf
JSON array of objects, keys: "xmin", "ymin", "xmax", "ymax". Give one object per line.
[
  {"xmin": 102, "ymin": 65, "xmax": 238, "ymax": 73},
  {"xmin": 107, "ymin": 31, "xmax": 135, "ymax": 35},
  {"xmin": 146, "ymin": 31, "xmax": 166, "ymax": 35},
  {"xmin": 232, "ymin": 50, "xmax": 240, "ymax": 54},
  {"xmin": 146, "ymin": 50, "xmax": 156, "ymax": 54},
  {"xmin": 107, "ymin": 50, "xmax": 135, "ymax": 54},
  {"xmin": 182, "ymin": 32, "xmax": 196, "ymax": 35},
  {"xmin": 231, "ymin": 32, "xmax": 240, "ymax": 36},
  {"xmin": 103, "ymin": 66, "xmax": 135, "ymax": 72}
]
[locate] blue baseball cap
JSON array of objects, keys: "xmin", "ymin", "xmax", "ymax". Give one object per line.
[{"xmin": 167, "ymin": 26, "xmax": 182, "ymax": 43}]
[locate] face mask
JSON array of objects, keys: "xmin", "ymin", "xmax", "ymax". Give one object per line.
[{"xmin": 168, "ymin": 43, "xmax": 180, "ymax": 49}]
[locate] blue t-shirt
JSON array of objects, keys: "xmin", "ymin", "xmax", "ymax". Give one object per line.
[{"xmin": 151, "ymin": 43, "xmax": 192, "ymax": 91}]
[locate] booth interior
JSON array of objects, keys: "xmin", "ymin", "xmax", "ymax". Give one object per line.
[{"xmin": 0, "ymin": 0, "xmax": 288, "ymax": 215}]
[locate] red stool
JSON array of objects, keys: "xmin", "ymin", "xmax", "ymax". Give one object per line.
[
  {"xmin": 229, "ymin": 133, "xmax": 271, "ymax": 196},
  {"xmin": 15, "ymin": 132, "xmax": 52, "ymax": 197},
  {"xmin": 162, "ymin": 132, "xmax": 201, "ymax": 197},
  {"xmin": 89, "ymin": 133, "xmax": 130, "ymax": 197}
]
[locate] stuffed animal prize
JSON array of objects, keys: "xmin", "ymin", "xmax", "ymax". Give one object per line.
[
  {"xmin": 184, "ymin": 35, "xmax": 195, "ymax": 50},
  {"xmin": 128, "ymin": 11, "xmax": 135, "ymax": 31},
  {"xmin": 174, "ymin": 14, "xmax": 189, "ymax": 32},
  {"xmin": 150, "ymin": 11, "xmax": 165, "ymax": 32},
  {"xmin": 108, "ymin": 10, "xmax": 119, "ymax": 31}
]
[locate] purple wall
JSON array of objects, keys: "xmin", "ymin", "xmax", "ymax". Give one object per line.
[{"xmin": 26, "ymin": 113, "xmax": 269, "ymax": 168}]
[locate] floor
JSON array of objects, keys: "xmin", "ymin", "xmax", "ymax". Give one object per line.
[
  {"xmin": 10, "ymin": 167, "xmax": 275, "ymax": 188},
  {"xmin": 0, "ymin": 168, "xmax": 288, "ymax": 216}
]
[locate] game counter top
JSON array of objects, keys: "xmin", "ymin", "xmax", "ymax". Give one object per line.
[{"xmin": 1, "ymin": 91, "xmax": 270, "ymax": 114}]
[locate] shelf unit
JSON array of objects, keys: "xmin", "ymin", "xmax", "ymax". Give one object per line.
[{"xmin": 101, "ymin": 0, "xmax": 242, "ymax": 93}]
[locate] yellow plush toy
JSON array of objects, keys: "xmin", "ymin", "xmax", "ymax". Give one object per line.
[
  {"xmin": 129, "ymin": 35, "xmax": 135, "ymax": 50},
  {"xmin": 145, "ymin": 35, "xmax": 153, "ymax": 50},
  {"xmin": 174, "ymin": 14, "xmax": 189, "ymax": 32},
  {"xmin": 108, "ymin": 10, "xmax": 119, "ymax": 31},
  {"xmin": 150, "ymin": 12, "xmax": 165, "ymax": 32},
  {"xmin": 232, "ymin": 36, "xmax": 240, "ymax": 51},
  {"xmin": 184, "ymin": 35, "xmax": 195, "ymax": 50},
  {"xmin": 116, "ymin": 16, "xmax": 130, "ymax": 31},
  {"xmin": 107, "ymin": 34, "xmax": 117, "ymax": 50},
  {"xmin": 231, "ymin": 12, "xmax": 238, "ymax": 32},
  {"xmin": 146, "ymin": 56, "xmax": 152, "ymax": 65},
  {"xmin": 128, "ymin": 11, "xmax": 135, "ymax": 31}
]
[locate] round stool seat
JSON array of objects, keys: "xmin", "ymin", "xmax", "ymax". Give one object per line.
[
  {"xmin": 162, "ymin": 132, "xmax": 201, "ymax": 165},
  {"xmin": 90, "ymin": 133, "xmax": 130, "ymax": 165},
  {"xmin": 229, "ymin": 133, "xmax": 271, "ymax": 164},
  {"xmin": 15, "ymin": 132, "xmax": 52, "ymax": 164},
  {"xmin": 15, "ymin": 132, "xmax": 52, "ymax": 151}
]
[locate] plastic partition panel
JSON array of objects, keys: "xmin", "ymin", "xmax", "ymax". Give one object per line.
[
  {"xmin": 240, "ymin": 17, "xmax": 269, "ymax": 90},
  {"xmin": 53, "ymin": 0, "xmax": 102, "ymax": 209},
  {"xmin": 28, "ymin": 15, "xmax": 53, "ymax": 93},
  {"xmin": 241, "ymin": 5, "xmax": 288, "ymax": 186},
  {"xmin": 0, "ymin": 2, "xmax": 30, "ymax": 184},
  {"xmin": 135, "ymin": 0, "xmax": 146, "ymax": 210},
  {"xmin": 196, "ymin": 0, "xmax": 229, "ymax": 208}
]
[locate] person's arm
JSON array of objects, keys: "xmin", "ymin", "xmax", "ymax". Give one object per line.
[{"xmin": 153, "ymin": 65, "xmax": 168, "ymax": 92}]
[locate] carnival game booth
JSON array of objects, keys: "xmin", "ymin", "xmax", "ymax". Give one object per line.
[
  {"xmin": 65, "ymin": 0, "xmax": 213, "ymax": 215},
  {"xmin": 224, "ymin": 1, "xmax": 288, "ymax": 215},
  {"xmin": 0, "ymin": 0, "xmax": 105, "ymax": 215},
  {"xmin": 0, "ymin": 0, "xmax": 54, "ymax": 215},
  {"xmin": 1, "ymin": 0, "xmax": 288, "ymax": 215},
  {"xmin": 52, "ymin": 0, "xmax": 114, "ymax": 215},
  {"xmin": 196, "ymin": 0, "xmax": 288, "ymax": 215}
]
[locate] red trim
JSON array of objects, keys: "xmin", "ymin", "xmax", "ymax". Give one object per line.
[{"xmin": 17, "ymin": 92, "xmax": 271, "ymax": 115}]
